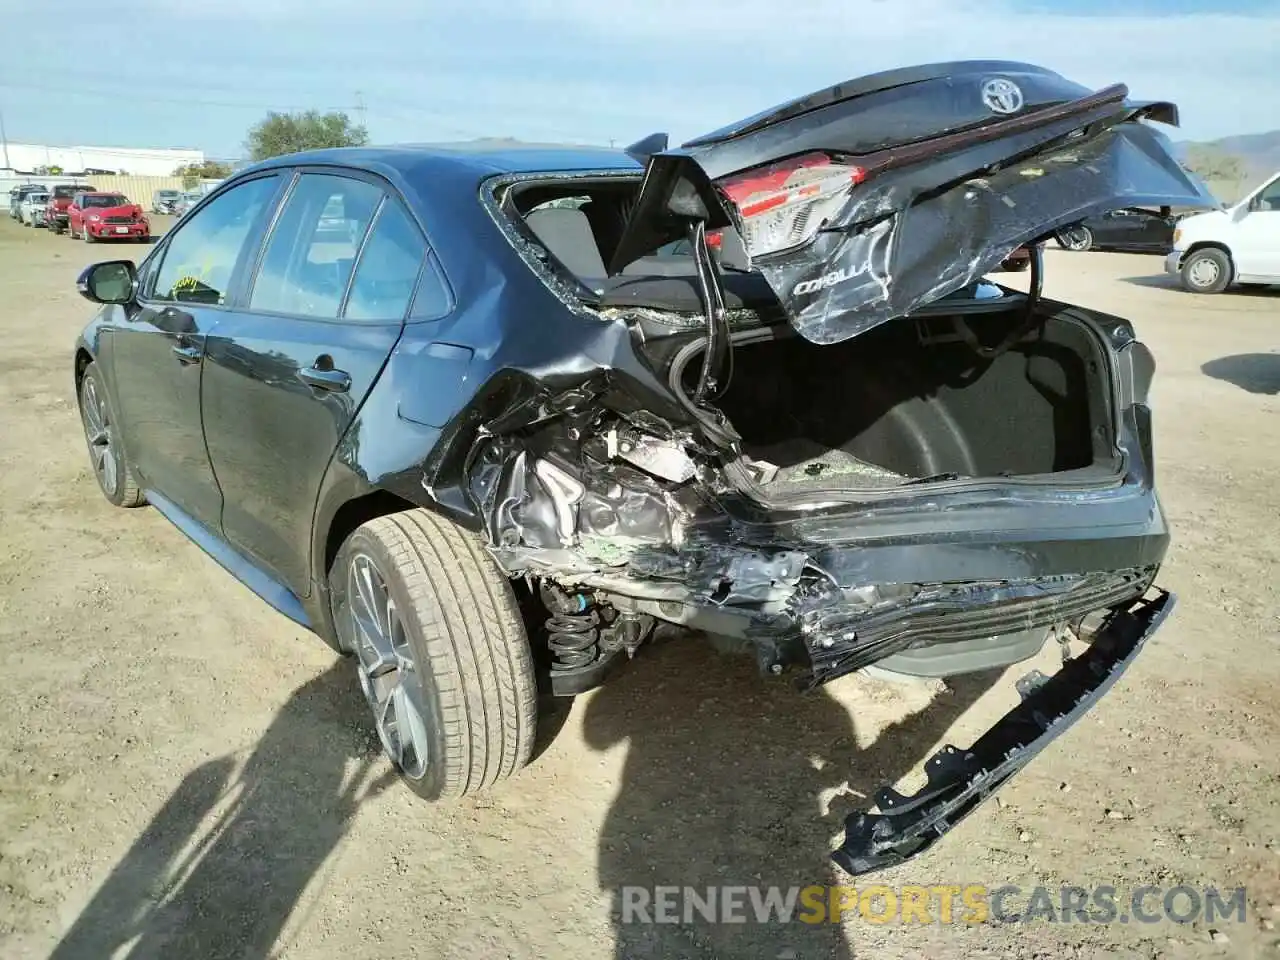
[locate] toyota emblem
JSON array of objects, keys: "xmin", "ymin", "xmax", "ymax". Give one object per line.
[{"xmin": 981, "ymin": 78, "xmax": 1024, "ymax": 115}]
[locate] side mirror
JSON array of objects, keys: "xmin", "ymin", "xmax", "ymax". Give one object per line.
[{"xmin": 76, "ymin": 260, "xmax": 137, "ymax": 304}]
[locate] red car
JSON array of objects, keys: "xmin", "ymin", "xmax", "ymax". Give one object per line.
[
  {"xmin": 66, "ymin": 192, "xmax": 151, "ymax": 242},
  {"xmin": 45, "ymin": 184, "xmax": 96, "ymax": 233}
]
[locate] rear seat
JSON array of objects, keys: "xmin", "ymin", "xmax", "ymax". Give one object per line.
[
  {"xmin": 524, "ymin": 208, "xmax": 607, "ymax": 279},
  {"xmin": 523, "ymin": 204, "xmax": 775, "ymax": 312},
  {"xmin": 524, "ymin": 205, "xmax": 752, "ymax": 281}
]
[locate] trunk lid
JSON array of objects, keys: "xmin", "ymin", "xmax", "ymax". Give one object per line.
[{"xmin": 608, "ymin": 60, "xmax": 1217, "ymax": 345}]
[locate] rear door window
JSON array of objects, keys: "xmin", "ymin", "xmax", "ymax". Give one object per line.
[
  {"xmin": 248, "ymin": 173, "xmax": 381, "ymax": 319},
  {"xmin": 343, "ymin": 200, "xmax": 427, "ymax": 321}
]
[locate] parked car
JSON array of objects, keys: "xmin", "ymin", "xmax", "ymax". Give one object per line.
[
  {"xmin": 151, "ymin": 189, "xmax": 182, "ymax": 214},
  {"xmin": 19, "ymin": 190, "xmax": 50, "ymax": 227},
  {"xmin": 1165, "ymin": 171, "xmax": 1280, "ymax": 293},
  {"xmin": 9, "ymin": 184, "xmax": 48, "ymax": 220},
  {"xmin": 170, "ymin": 191, "xmax": 203, "ymax": 218},
  {"xmin": 1055, "ymin": 206, "xmax": 1180, "ymax": 252},
  {"xmin": 46, "ymin": 184, "xmax": 97, "ymax": 234},
  {"xmin": 66, "ymin": 192, "xmax": 151, "ymax": 243},
  {"xmin": 71, "ymin": 61, "xmax": 1213, "ymax": 875}
]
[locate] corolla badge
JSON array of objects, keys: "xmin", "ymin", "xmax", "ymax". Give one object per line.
[{"xmin": 981, "ymin": 77, "xmax": 1024, "ymax": 115}]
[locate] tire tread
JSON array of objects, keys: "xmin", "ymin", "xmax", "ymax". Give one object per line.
[{"xmin": 365, "ymin": 510, "xmax": 536, "ymax": 797}]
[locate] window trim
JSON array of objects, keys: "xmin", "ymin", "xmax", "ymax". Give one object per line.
[{"xmin": 138, "ymin": 171, "xmax": 286, "ymax": 311}]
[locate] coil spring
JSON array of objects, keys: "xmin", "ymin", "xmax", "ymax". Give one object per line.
[{"xmin": 546, "ymin": 600, "xmax": 600, "ymax": 671}]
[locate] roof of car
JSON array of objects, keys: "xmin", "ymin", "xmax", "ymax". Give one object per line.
[{"xmin": 244, "ymin": 141, "xmax": 643, "ymax": 180}]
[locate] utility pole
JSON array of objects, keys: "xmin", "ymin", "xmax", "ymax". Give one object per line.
[
  {"xmin": 354, "ymin": 90, "xmax": 367, "ymax": 130},
  {"xmin": 0, "ymin": 106, "xmax": 10, "ymax": 171}
]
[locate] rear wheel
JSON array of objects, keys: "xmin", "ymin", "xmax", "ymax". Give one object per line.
[
  {"xmin": 329, "ymin": 510, "xmax": 538, "ymax": 800},
  {"xmin": 78, "ymin": 362, "xmax": 146, "ymax": 508},
  {"xmin": 1179, "ymin": 248, "xmax": 1232, "ymax": 294},
  {"xmin": 1056, "ymin": 226, "xmax": 1093, "ymax": 251}
]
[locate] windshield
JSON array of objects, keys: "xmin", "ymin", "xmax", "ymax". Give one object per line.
[
  {"xmin": 158, "ymin": 190, "xmax": 180, "ymax": 198},
  {"xmin": 53, "ymin": 185, "xmax": 95, "ymax": 199},
  {"xmin": 27, "ymin": 194, "xmax": 49, "ymax": 204},
  {"xmin": 83, "ymin": 194, "xmax": 129, "ymax": 208}
]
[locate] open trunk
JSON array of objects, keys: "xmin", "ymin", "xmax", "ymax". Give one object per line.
[{"xmin": 673, "ymin": 303, "xmax": 1115, "ymax": 499}]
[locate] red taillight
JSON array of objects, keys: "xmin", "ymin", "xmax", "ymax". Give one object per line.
[{"xmin": 717, "ymin": 152, "xmax": 866, "ymax": 259}]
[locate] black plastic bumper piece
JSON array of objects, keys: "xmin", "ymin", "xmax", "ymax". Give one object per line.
[{"xmin": 832, "ymin": 589, "xmax": 1175, "ymax": 876}]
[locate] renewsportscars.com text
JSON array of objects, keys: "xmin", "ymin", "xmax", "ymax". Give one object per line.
[{"xmin": 619, "ymin": 884, "xmax": 1248, "ymax": 926}]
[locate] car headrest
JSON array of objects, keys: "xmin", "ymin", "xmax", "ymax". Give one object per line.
[{"xmin": 525, "ymin": 207, "xmax": 607, "ymax": 279}]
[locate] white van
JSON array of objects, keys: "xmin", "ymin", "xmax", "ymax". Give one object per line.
[{"xmin": 1165, "ymin": 172, "xmax": 1280, "ymax": 293}]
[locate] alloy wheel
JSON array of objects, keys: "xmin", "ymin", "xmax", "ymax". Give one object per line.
[
  {"xmin": 80, "ymin": 376, "xmax": 118, "ymax": 497},
  {"xmin": 1061, "ymin": 227, "xmax": 1091, "ymax": 252},
  {"xmin": 347, "ymin": 552, "xmax": 431, "ymax": 780}
]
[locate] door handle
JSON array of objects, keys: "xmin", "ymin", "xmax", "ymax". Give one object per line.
[
  {"xmin": 298, "ymin": 366, "xmax": 351, "ymax": 393},
  {"xmin": 172, "ymin": 344, "xmax": 202, "ymax": 365}
]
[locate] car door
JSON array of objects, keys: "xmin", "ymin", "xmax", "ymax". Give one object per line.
[
  {"xmin": 1101, "ymin": 209, "xmax": 1144, "ymax": 248},
  {"xmin": 1232, "ymin": 177, "xmax": 1280, "ymax": 279},
  {"xmin": 108, "ymin": 173, "xmax": 284, "ymax": 531},
  {"xmin": 68, "ymin": 194, "xmax": 83, "ymax": 233},
  {"xmin": 1135, "ymin": 208, "xmax": 1173, "ymax": 250},
  {"xmin": 200, "ymin": 169, "xmax": 427, "ymax": 598}
]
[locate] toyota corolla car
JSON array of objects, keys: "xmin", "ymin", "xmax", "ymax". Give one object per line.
[{"xmin": 71, "ymin": 61, "xmax": 1213, "ymax": 875}]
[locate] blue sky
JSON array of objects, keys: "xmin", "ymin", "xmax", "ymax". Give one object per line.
[{"xmin": 1, "ymin": 0, "xmax": 1277, "ymax": 157}]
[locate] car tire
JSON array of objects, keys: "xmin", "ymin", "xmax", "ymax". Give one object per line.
[
  {"xmin": 1179, "ymin": 248, "xmax": 1232, "ymax": 294},
  {"xmin": 329, "ymin": 509, "xmax": 538, "ymax": 800},
  {"xmin": 1056, "ymin": 226, "xmax": 1093, "ymax": 251},
  {"xmin": 78, "ymin": 362, "xmax": 146, "ymax": 508}
]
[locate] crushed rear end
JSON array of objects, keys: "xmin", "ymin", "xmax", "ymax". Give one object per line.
[{"xmin": 455, "ymin": 61, "xmax": 1212, "ymax": 873}]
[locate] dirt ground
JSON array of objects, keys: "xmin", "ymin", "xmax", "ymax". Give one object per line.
[{"xmin": 0, "ymin": 214, "xmax": 1277, "ymax": 960}]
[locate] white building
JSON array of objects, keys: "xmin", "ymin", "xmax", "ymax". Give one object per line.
[{"xmin": 0, "ymin": 141, "xmax": 204, "ymax": 176}]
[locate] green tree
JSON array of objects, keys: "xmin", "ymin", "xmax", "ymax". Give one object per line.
[
  {"xmin": 174, "ymin": 160, "xmax": 233, "ymax": 188},
  {"xmin": 245, "ymin": 110, "xmax": 368, "ymax": 161}
]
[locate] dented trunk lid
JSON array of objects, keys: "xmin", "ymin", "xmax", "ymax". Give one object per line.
[{"xmin": 608, "ymin": 60, "xmax": 1217, "ymax": 345}]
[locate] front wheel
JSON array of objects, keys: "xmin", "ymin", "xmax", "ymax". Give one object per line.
[
  {"xmin": 329, "ymin": 510, "xmax": 538, "ymax": 800},
  {"xmin": 78, "ymin": 362, "xmax": 146, "ymax": 507},
  {"xmin": 1179, "ymin": 248, "xmax": 1232, "ymax": 294},
  {"xmin": 1056, "ymin": 226, "xmax": 1093, "ymax": 252}
]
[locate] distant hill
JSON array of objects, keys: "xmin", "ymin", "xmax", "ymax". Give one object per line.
[{"xmin": 1175, "ymin": 130, "xmax": 1278, "ymax": 202}]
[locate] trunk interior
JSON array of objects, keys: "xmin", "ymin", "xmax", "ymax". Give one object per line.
[{"xmin": 676, "ymin": 309, "xmax": 1117, "ymax": 496}]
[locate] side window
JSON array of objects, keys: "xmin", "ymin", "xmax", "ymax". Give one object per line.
[
  {"xmin": 249, "ymin": 173, "xmax": 381, "ymax": 319},
  {"xmin": 150, "ymin": 177, "xmax": 279, "ymax": 305},
  {"xmin": 343, "ymin": 200, "xmax": 426, "ymax": 321},
  {"xmin": 1256, "ymin": 179, "xmax": 1280, "ymax": 211}
]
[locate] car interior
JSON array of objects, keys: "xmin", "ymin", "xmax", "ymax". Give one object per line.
[
  {"xmin": 509, "ymin": 178, "xmax": 1015, "ymax": 316},
  {"xmin": 509, "ymin": 181, "xmax": 778, "ymax": 313}
]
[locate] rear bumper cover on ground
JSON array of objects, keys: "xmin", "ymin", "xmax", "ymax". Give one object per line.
[{"xmin": 832, "ymin": 589, "xmax": 1174, "ymax": 875}]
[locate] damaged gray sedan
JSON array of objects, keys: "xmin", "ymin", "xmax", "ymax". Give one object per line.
[{"xmin": 73, "ymin": 60, "xmax": 1213, "ymax": 875}]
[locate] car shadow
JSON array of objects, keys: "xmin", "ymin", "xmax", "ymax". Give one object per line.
[
  {"xmin": 1202, "ymin": 353, "xmax": 1280, "ymax": 395},
  {"xmin": 1120, "ymin": 274, "xmax": 1279, "ymax": 296},
  {"xmin": 48, "ymin": 660, "xmax": 397, "ymax": 960},
  {"xmin": 1118, "ymin": 274, "xmax": 1182, "ymax": 291},
  {"xmin": 583, "ymin": 636, "xmax": 1000, "ymax": 959}
]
